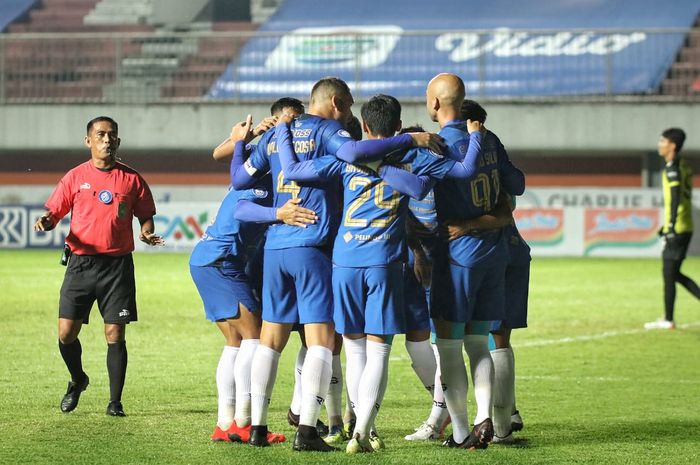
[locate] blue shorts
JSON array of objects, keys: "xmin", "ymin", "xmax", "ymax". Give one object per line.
[
  {"xmin": 492, "ymin": 261, "xmax": 530, "ymax": 331},
  {"xmin": 263, "ymin": 247, "xmax": 332, "ymax": 324},
  {"xmin": 431, "ymin": 260, "xmax": 506, "ymax": 324},
  {"xmin": 333, "ymin": 263, "xmax": 406, "ymax": 335},
  {"xmin": 190, "ymin": 260, "xmax": 260, "ymax": 322},
  {"xmin": 403, "ymin": 263, "xmax": 430, "ymax": 332}
]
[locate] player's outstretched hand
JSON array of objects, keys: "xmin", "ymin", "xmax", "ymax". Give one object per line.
[
  {"xmin": 230, "ymin": 114, "xmax": 255, "ymax": 144},
  {"xmin": 408, "ymin": 132, "xmax": 445, "ymax": 154},
  {"xmin": 253, "ymin": 116, "xmax": 278, "ymax": 137},
  {"xmin": 139, "ymin": 231, "xmax": 165, "ymax": 246},
  {"xmin": 33, "ymin": 213, "xmax": 55, "ymax": 232},
  {"xmin": 276, "ymin": 198, "xmax": 318, "ymax": 228},
  {"xmin": 466, "ymin": 119, "xmax": 484, "ymax": 134}
]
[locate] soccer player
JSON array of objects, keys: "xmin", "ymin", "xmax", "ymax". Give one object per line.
[
  {"xmin": 439, "ymin": 97, "xmax": 531, "ymax": 444},
  {"xmin": 228, "ymin": 77, "xmax": 442, "ymax": 452},
  {"xmin": 425, "ymin": 74, "xmax": 525, "ymax": 450},
  {"xmin": 276, "ymin": 94, "xmax": 488, "ymax": 453},
  {"xmin": 645, "ymin": 128, "xmax": 700, "ymax": 329},
  {"xmin": 191, "ymin": 99, "xmax": 313, "ymax": 444},
  {"xmin": 34, "ymin": 116, "xmax": 162, "ymax": 417}
]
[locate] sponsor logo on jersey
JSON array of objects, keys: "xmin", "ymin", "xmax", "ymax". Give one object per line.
[
  {"xmin": 98, "ymin": 190, "xmax": 113, "ymax": 204},
  {"xmin": 80, "ymin": 183, "xmax": 91, "ymax": 189}
]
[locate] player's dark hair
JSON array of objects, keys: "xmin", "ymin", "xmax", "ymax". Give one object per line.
[
  {"xmin": 361, "ymin": 94, "xmax": 401, "ymax": 138},
  {"xmin": 399, "ymin": 125, "xmax": 424, "ymax": 134},
  {"xmin": 270, "ymin": 97, "xmax": 305, "ymax": 117},
  {"xmin": 460, "ymin": 99, "xmax": 487, "ymax": 123},
  {"xmin": 662, "ymin": 128, "xmax": 686, "ymax": 153},
  {"xmin": 87, "ymin": 116, "xmax": 118, "ymax": 135},
  {"xmin": 346, "ymin": 115, "xmax": 363, "ymax": 141},
  {"xmin": 310, "ymin": 76, "xmax": 351, "ymax": 103}
]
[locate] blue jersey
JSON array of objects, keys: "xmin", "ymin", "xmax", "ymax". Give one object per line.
[
  {"xmin": 407, "ymin": 188, "xmax": 439, "ymax": 263},
  {"xmin": 434, "ymin": 122, "xmax": 513, "ymax": 267},
  {"xmin": 313, "ymin": 147, "xmax": 453, "ymax": 267},
  {"xmin": 189, "ymin": 177, "xmax": 272, "ymax": 267},
  {"xmin": 245, "ymin": 114, "xmax": 354, "ymax": 250}
]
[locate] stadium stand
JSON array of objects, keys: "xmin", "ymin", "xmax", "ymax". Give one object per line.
[{"xmin": 661, "ymin": 16, "xmax": 700, "ymax": 96}]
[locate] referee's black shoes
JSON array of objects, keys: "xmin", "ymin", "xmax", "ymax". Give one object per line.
[
  {"xmin": 106, "ymin": 401, "xmax": 126, "ymax": 417},
  {"xmin": 60, "ymin": 374, "xmax": 89, "ymax": 413}
]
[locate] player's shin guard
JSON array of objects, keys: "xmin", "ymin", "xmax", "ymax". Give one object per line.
[
  {"xmin": 463, "ymin": 334, "xmax": 494, "ymax": 425},
  {"xmin": 326, "ymin": 354, "xmax": 344, "ymax": 426},
  {"xmin": 290, "ymin": 346, "xmax": 307, "ymax": 416},
  {"xmin": 435, "ymin": 338, "xmax": 470, "ymax": 443},
  {"xmin": 216, "ymin": 345, "xmax": 238, "ymax": 430},
  {"xmin": 343, "ymin": 337, "xmax": 367, "ymax": 418},
  {"xmin": 491, "ymin": 347, "xmax": 515, "ymax": 438},
  {"xmin": 299, "ymin": 346, "xmax": 332, "ymax": 429},
  {"xmin": 354, "ymin": 340, "xmax": 391, "ymax": 439},
  {"xmin": 250, "ymin": 345, "xmax": 281, "ymax": 426},
  {"xmin": 405, "ymin": 339, "xmax": 438, "ymax": 397},
  {"xmin": 234, "ymin": 339, "xmax": 258, "ymax": 427},
  {"xmin": 106, "ymin": 341, "xmax": 128, "ymax": 403}
]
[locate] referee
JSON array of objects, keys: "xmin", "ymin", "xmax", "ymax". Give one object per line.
[
  {"xmin": 34, "ymin": 116, "xmax": 163, "ymax": 416},
  {"xmin": 645, "ymin": 128, "xmax": 700, "ymax": 330}
]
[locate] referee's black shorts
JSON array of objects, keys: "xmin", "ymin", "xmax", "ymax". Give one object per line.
[
  {"xmin": 59, "ymin": 253, "xmax": 137, "ymax": 325},
  {"xmin": 662, "ymin": 232, "xmax": 692, "ymax": 262}
]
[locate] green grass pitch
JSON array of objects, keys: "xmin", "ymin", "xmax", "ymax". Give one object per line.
[{"xmin": 1, "ymin": 250, "xmax": 699, "ymax": 464}]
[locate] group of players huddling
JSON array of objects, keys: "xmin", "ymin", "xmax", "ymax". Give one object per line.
[{"xmin": 189, "ymin": 73, "xmax": 531, "ymax": 453}]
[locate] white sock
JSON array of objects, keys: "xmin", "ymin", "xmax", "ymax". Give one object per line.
[
  {"xmin": 427, "ymin": 343, "xmax": 449, "ymax": 428},
  {"xmin": 233, "ymin": 338, "xmax": 259, "ymax": 427},
  {"xmin": 491, "ymin": 347, "xmax": 515, "ymax": 437},
  {"xmin": 405, "ymin": 339, "xmax": 438, "ymax": 396},
  {"xmin": 250, "ymin": 344, "xmax": 281, "ymax": 426},
  {"xmin": 343, "ymin": 336, "xmax": 366, "ymax": 417},
  {"xmin": 299, "ymin": 345, "xmax": 332, "ymax": 427},
  {"xmin": 290, "ymin": 346, "xmax": 307, "ymax": 416},
  {"xmin": 464, "ymin": 334, "xmax": 494, "ymax": 425},
  {"xmin": 436, "ymin": 338, "xmax": 469, "ymax": 443},
  {"xmin": 216, "ymin": 345, "xmax": 238, "ymax": 430},
  {"xmin": 326, "ymin": 354, "xmax": 343, "ymax": 426},
  {"xmin": 354, "ymin": 340, "xmax": 391, "ymax": 440}
]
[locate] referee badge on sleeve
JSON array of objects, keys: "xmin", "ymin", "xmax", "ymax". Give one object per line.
[{"xmin": 98, "ymin": 190, "xmax": 113, "ymax": 204}]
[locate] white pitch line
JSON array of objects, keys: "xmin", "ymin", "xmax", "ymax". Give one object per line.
[
  {"xmin": 387, "ymin": 321, "xmax": 700, "ymax": 360},
  {"xmin": 517, "ymin": 374, "xmax": 700, "ymax": 384},
  {"xmin": 517, "ymin": 321, "xmax": 700, "ymax": 348}
]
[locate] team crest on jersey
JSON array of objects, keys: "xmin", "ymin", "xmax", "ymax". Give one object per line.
[
  {"xmin": 80, "ymin": 182, "xmax": 91, "ymax": 189},
  {"xmin": 253, "ymin": 188, "xmax": 268, "ymax": 198},
  {"xmin": 98, "ymin": 190, "xmax": 113, "ymax": 204},
  {"xmin": 337, "ymin": 130, "xmax": 351, "ymax": 138}
]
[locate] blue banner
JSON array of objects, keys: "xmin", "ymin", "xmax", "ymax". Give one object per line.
[{"xmin": 209, "ymin": 0, "xmax": 699, "ymax": 99}]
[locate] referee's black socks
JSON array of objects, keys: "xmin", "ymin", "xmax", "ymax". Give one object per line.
[
  {"xmin": 59, "ymin": 339, "xmax": 86, "ymax": 383},
  {"xmin": 107, "ymin": 341, "xmax": 128, "ymax": 402}
]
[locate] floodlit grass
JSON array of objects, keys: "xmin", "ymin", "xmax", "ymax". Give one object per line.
[{"xmin": 1, "ymin": 250, "xmax": 699, "ymax": 464}]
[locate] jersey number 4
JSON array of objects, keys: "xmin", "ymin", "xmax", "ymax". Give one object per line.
[{"xmin": 277, "ymin": 171, "xmax": 301, "ymax": 199}]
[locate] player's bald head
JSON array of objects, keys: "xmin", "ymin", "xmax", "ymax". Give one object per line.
[
  {"xmin": 427, "ymin": 73, "xmax": 465, "ymax": 107},
  {"xmin": 426, "ymin": 73, "xmax": 465, "ymax": 122},
  {"xmin": 310, "ymin": 77, "xmax": 351, "ymax": 106}
]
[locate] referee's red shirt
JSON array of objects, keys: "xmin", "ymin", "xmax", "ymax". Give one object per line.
[{"xmin": 46, "ymin": 161, "xmax": 156, "ymax": 256}]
